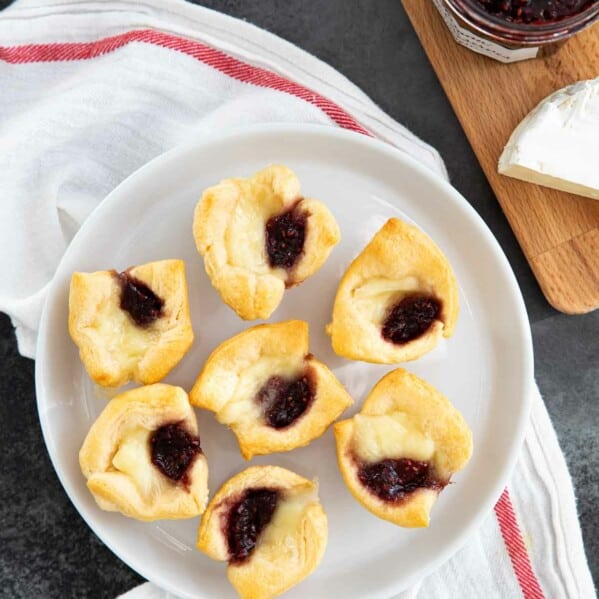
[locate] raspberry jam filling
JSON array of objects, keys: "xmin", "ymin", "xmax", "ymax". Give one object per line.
[
  {"xmin": 118, "ymin": 271, "xmax": 164, "ymax": 326},
  {"xmin": 381, "ymin": 294, "xmax": 441, "ymax": 345},
  {"xmin": 150, "ymin": 423, "xmax": 202, "ymax": 485},
  {"xmin": 474, "ymin": 0, "xmax": 596, "ymax": 24},
  {"xmin": 357, "ymin": 458, "xmax": 444, "ymax": 502},
  {"xmin": 265, "ymin": 204, "xmax": 307, "ymax": 270},
  {"xmin": 256, "ymin": 370, "xmax": 316, "ymax": 429},
  {"xmin": 226, "ymin": 488, "xmax": 280, "ymax": 563}
]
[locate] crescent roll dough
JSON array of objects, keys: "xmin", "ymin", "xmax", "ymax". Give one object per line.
[
  {"xmin": 193, "ymin": 165, "xmax": 340, "ymax": 320},
  {"xmin": 197, "ymin": 465, "xmax": 327, "ymax": 599},
  {"xmin": 327, "ymin": 218, "xmax": 458, "ymax": 364},
  {"xmin": 334, "ymin": 369, "xmax": 472, "ymax": 527},
  {"xmin": 79, "ymin": 384, "xmax": 209, "ymax": 521},
  {"xmin": 190, "ymin": 320, "xmax": 353, "ymax": 459},
  {"xmin": 69, "ymin": 259, "xmax": 194, "ymax": 388}
]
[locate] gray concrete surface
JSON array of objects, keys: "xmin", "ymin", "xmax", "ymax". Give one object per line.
[{"xmin": 0, "ymin": 0, "xmax": 596, "ymax": 596}]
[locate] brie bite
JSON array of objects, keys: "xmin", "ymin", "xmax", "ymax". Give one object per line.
[{"xmin": 499, "ymin": 78, "xmax": 599, "ymax": 200}]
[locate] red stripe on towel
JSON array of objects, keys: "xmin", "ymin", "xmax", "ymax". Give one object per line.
[
  {"xmin": 495, "ymin": 489, "xmax": 545, "ymax": 599},
  {"xmin": 0, "ymin": 29, "xmax": 370, "ymax": 135}
]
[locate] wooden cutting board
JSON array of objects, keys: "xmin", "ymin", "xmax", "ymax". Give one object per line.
[{"xmin": 402, "ymin": 0, "xmax": 599, "ymax": 314}]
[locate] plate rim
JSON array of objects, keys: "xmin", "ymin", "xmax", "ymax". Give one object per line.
[{"xmin": 35, "ymin": 122, "xmax": 534, "ymax": 598}]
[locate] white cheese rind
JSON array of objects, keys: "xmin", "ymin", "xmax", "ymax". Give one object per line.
[{"xmin": 498, "ymin": 79, "xmax": 599, "ymax": 200}]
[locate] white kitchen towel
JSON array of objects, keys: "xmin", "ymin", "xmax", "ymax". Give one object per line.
[{"xmin": 0, "ymin": 1, "xmax": 593, "ymax": 598}]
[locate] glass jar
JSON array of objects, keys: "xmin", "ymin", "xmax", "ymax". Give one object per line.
[{"xmin": 435, "ymin": 0, "xmax": 599, "ymax": 62}]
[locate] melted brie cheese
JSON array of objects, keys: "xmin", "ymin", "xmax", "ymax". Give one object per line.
[
  {"xmin": 94, "ymin": 298, "xmax": 156, "ymax": 366},
  {"xmin": 259, "ymin": 488, "xmax": 316, "ymax": 557},
  {"xmin": 352, "ymin": 413, "xmax": 435, "ymax": 463},
  {"xmin": 351, "ymin": 276, "xmax": 431, "ymax": 324},
  {"xmin": 224, "ymin": 179, "xmax": 286, "ymax": 275},
  {"xmin": 111, "ymin": 427, "xmax": 157, "ymax": 494},
  {"xmin": 218, "ymin": 356, "xmax": 303, "ymax": 426},
  {"xmin": 499, "ymin": 78, "xmax": 599, "ymax": 200}
]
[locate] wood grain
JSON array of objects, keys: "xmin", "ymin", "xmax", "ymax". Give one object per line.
[{"xmin": 402, "ymin": 0, "xmax": 599, "ymax": 314}]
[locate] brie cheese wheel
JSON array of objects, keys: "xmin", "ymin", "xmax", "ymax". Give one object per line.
[{"xmin": 498, "ymin": 78, "xmax": 599, "ymax": 200}]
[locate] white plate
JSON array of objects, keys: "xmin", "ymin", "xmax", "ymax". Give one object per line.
[{"xmin": 36, "ymin": 124, "xmax": 533, "ymax": 599}]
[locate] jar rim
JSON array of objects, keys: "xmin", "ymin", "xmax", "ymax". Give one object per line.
[{"xmin": 443, "ymin": 0, "xmax": 599, "ymax": 45}]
